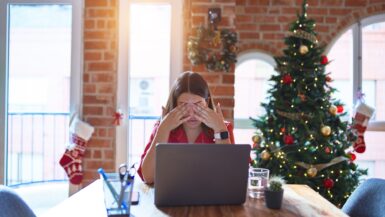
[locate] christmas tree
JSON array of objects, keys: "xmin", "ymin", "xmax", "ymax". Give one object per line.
[{"xmin": 251, "ymin": 0, "xmax": 366, "ymax": 207}]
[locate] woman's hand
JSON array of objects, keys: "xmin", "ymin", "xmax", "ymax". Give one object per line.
[
  {"xmin": 193, "ymin": 102, "xmax": 227, "ymax": 132},
  {"xmin": 159, "ymin": 104, "xmax": 191, "ymax": 132}
]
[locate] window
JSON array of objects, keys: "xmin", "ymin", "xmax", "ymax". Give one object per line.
[
  {"xmin": 117, "ymin": 0, "xmax": 182, "ymax": 166},
  {"xmin": 234, "ymin": 52, "xmax": 276, "ymax": 145},
  {"xmin": 0, "ymin": 0, "xmax": 82, "ymax": 185},
  {"xmin": 327, "ymin": 14, "xmax": 385, "ymax": 179}
]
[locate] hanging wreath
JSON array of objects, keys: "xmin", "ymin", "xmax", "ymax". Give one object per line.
[{"xmin": 187, "ymin": 26, "xmax": 238, "ymax": 72}]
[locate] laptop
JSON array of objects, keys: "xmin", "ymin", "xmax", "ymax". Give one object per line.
[{"xmin": 154, "ymin": 143, "xmax": 251, "ymax": 206}]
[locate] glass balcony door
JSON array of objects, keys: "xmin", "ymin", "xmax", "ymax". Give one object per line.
[{"xmin": 0, "ymin": 1, "xmax": 82, "ymax": 185}]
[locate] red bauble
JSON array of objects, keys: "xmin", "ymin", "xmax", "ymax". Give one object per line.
[
  {"xmin": 326, "ymin": 76, "xmax": 332, "ymax": 82},
  {"xmin": 321, "ymin": 55, "xmax": 328, "ymax": 65},
  {"xmin": 323, "ymin": 178, "xmax": 334, "ymax": 189},
  {"xmin": 337, "ymin": 105, "xmax": 344, "ymax": 113},
  {"xmin": 283, "ymin": 134, "xmax": 294, "ymax": 145},
  {"xmin": 349, "ymin": 152, "xmax": 357, "ymax": 161},
  {"xmin": 280, "ymin": 127, "xmax": 286, "ymax": 133},
  {"xmin": 282, "ymin": 74, "xmax": 293, "ymax": 85},
  {"xmin": 252, "ymin": 142, "xmax": 259, "ymax": 149},
  {"xmin": 325, "ymin": 147, "xmax": 331, "ymax": 154}
]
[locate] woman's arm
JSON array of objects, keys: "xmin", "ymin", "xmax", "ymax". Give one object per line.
[
  {"xmin": 140, "ymin": 104, "xmax": 190, "ymax": 184},
  {"xmin": 140, "ymin": 126, "xmax": 170, "ymax": 184}
]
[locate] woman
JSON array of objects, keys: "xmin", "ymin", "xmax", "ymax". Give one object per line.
[{"xmin": 138, "ymin": 72, "xmax": 235, "ymax": 184}]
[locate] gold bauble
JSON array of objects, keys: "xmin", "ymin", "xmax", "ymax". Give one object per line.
[
  {"xmin": 252, "ymin": 135, "xmax": 262, "ymax": 144},
  {"xmin": 261, "ymin": 150, "xmax": 271, "ymax": 160},
  {"xmin": 299, "ymin": 45, "xmax": 309, "ymax": 55},
  {"xmin": 329, "ymin": 105, "xmax": 337, "ymax": 116},
  {"xmin": 189, "ymin": 51, "xmax": 197, "ymax": 57},
  {"xmin": 321, "ymin": 125, "xmax": 331, "ymax": 136},
  {"xmin": 307, "ymin": 167, "xmax": 318, "ymax": 177},
  {"xmin": 187, "ymin": 41, "xmax": 193, "ymax": 48}
]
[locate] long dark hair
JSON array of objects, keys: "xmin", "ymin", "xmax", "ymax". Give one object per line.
[{"xmin": 164, "ymin": 71, "xmax": 215, "ymax": 135}]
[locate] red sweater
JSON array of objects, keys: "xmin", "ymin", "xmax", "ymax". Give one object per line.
[{"xmin": 137, "ymin": 121, "xmax": 235, "ymax": 181}]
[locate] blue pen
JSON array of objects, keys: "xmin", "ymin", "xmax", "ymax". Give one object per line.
[{"xmin": 98, "ymin": 168, "xmax": 127, "ymax": 209}]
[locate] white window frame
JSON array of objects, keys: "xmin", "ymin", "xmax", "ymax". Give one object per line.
[
  {"xmin": 326, "ymin": 14, "xmax": 385, "ymax": 131},
  {"xmin": 0, "ymin": 0, "xmax": 83, "ymax": 184},
  {"xmin": 234, "ymin": 51, "xmax": 276, "ymax": 129},
  {"xmin": 116, "ymin": 0, "xmax": 183, "ymax": 169}
]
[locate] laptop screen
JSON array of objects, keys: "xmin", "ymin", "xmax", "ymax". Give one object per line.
[{"xmin": 154, "ymin": 143, "xmax": 251, "ymax": 206}]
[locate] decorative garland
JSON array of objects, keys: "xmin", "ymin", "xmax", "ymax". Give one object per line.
[
  {"xmin": 288, "ymin": 29, "xmax": 318, "ymax": 44},
  {"xmin": 188, "ymin": 26, "xmax": 238, "ymax": 72},
  {"xmin": 295, "ymin": 156, "xmax": 349, "ymax": 174},
  {"xmin": 276, "ymin": 110, "xmax": 314, "ymax": 120}
]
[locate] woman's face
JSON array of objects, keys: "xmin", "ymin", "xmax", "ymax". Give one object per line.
[{"xmin": 177, "ymin": 92, "xmax": 207, "ymax": 129}]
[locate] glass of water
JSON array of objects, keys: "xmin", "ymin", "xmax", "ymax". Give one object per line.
[{"xmin": 248, "ymin": 168, "xmax": 269, "ymax": 199}]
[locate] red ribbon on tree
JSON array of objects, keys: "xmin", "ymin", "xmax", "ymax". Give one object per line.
[{"xmin": 113, "ymin": 110, "xmax": 124, "ymax": 126}]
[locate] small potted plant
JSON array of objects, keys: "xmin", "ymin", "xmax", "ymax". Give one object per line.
[{"xmin": 264, "ymin": 176, "xmax": 285, "ymax": 209}]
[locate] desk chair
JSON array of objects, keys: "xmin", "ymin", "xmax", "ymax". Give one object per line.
[
  {"xmin": 342, "ymin": 178, "xmax": 385, "ymax": 217},
  {"xmin": 0, "ymin": 185, "xmax": 36, "ymax": 217}
]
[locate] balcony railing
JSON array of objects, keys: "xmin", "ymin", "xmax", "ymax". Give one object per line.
[
  {"xmin": 128, "ymin": 115, "xmax": 159, "ymax": 164},
  {"xmin": 7, "ymin": 112, "xmax": 69, "ymax": 185}
]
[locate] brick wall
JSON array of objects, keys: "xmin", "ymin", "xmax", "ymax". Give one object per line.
[
  {"xmin": 184, "ymin": 0, "xmax": 237, "ymax": 120},
  {"xmin": 236, "ymin": 0, "xmax": 385, "ymax": 55},
  {"xmin": 82, "ymin": 0, "xmax": 118, "ymax": 186},
  {"xmin": 80, "ymin": 0, "xmax": 385, "ymax": 186}
]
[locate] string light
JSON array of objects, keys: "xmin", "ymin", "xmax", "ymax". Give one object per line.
[
  {"xmin": 305, "ymin": 120, "xmax": 309, "ymax": 124},
  {"xmin": 321, "ymin": 174, "xmax": 325, "ymax": 177},
  {"xmin": 317, "ymin": 187, "xmax": 320, "ymax": 190},
  {"xmin": 291, "ymin": 105, "xmax": 294, "ymax": 108},
  {"xmin": 299, "ymin": 24, "xmax": 302, "ymax": 28},
  {"xmin": 336, "ymin": 179, "xmax": 339, "ymax": 182},
  {"xmin": 304, "ymin": 173, "xmax": 308, "ymax": 177},
  {"xmin": 279, "ymin": 165, "xmax": 283, "ymax": 168},
  {"xmin": 294, "ymin": 52, "xmax": 297, "ymax": 56},
  {"xmin": 314, "ymin": 156, "xmax": 317, "ymax": 160},
  {"xmin": 289, "ymin": 174, "xmax": 292, "ymax": 177},
  {"xmin": 315, "ymin": 77, "xmax": 318, "ymax": 81},
  {"xmin": 331, "ymin": 171, "xmax": 334, "ymax": 174}
]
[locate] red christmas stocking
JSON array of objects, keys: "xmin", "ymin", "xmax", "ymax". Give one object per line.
[
  {"xmin": 352, "ymin": 102, "xmax": 374, "ymax": 153},
  {"xmin": 59, "ymin": 117, "xmax": 94, "ymax": 185}
]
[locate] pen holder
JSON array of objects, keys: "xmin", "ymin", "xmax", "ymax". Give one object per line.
[{"xmin": 101, "ymin": 173, "xmax": 134, "ymax": 217}]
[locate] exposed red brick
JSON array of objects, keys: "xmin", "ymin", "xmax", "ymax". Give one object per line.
[
  {"xmin": 85, "ymin": 52, "xmax": 102, "ymax": 61},
  {"xmin": 83, "ymin": 95, "xmax": 109, "ymax": 105},
  {"xmin": 248, "ymin": 0, "xmax": 270, "ymax": 5},
  {"xmin": 84, "ymin": 41, "xmax": 107, "ymax": 50},
  {"xmin": 345, "ymin": 0, "xmax": 367, "ymax": 7},
  {"xmin": 85, "ymin": 0, "xmax": 108, "ymax": 7},
  {"xmin": 84, "ymin": 20, "xmax": 94, "ymax": 29},
  {"xmin": 83, "ymin": 84, "xmax": 96, "ymax": 94},
  {"xmin": 83, "ymin": 106, "xmax": 103, "ymax": 115},
  {"xmin": 88, "ymin": 62, "xmax": 114, "ymax": 71},
  {"xmin": 91, "ymin": 73, "xmax": 114, "ymax": 82},
  {"xmin": 210, "ymin": 85, "xmax": 234, "ymax": 96},
  {"xmin": 260, "ymin": 24, "xmax": 281, "ymax": 31},
  {"xmin": 222, "ymin": 74, "xmax": 235, "ymax": 84}
]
